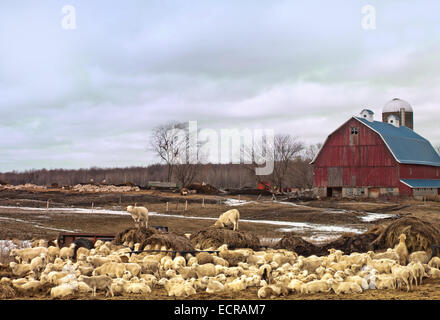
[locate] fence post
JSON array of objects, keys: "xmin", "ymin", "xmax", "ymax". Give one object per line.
[
  {"xmin": 166, "ymin": 202, "xmax": 169, "ymax": 212},
  {"xmin": 46, "ymin": 200, "xmax": 50, "ymax": 212},
  {"xmin": 92, "ymin": 202, "xmax": 94, "ymax": 213},
  {"xmin": 202, "ymin": 197, "xmax": 205, "ymax": 208},
  {"xmin": 185, "ymin": 200, "xmax": 188, "ymax": 211}
]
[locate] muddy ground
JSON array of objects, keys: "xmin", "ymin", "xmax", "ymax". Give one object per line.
[{"xmin": 2, "ymin": 187, "xmax": 440, "ymax": 300}]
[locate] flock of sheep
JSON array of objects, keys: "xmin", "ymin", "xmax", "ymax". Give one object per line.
[
  {"xmin": 2, "ymin": 205, "xmax": 440, "ymax": 299},
  {"xmin": 2, "ymin": 225, "xmax": 440, "ymax": 299}
]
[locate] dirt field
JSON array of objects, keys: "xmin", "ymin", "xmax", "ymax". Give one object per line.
[{"xmin": 2, "ymin": 186, "xmax": 440, "ymax": 300}]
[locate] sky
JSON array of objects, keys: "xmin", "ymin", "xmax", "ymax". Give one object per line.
[{"xmin": 1, "ymin": 1, "xmax": 440, "ymax": 172}]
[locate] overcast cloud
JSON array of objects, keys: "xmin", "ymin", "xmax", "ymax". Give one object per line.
[{"xmin": 1, "ymin": 1, "xmax": 440, "ymax": 171}]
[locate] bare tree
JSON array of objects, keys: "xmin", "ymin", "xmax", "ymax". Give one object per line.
[
  {"xmin": 150, "ymin": 122, "xmax": 187, "ymax": 182},
  {"xmin": 241, "ymin": 133, "xmax": 304, "ymax": 191},
  {"xmin": 172, "ymin": 124, "xmax": 208, "ymax": 188},
  {"xmin": 290, "ymin": 143, "xmax": 323, "ymax": 189},
  {"xmin": 271, "ymin": 134, "xmax": 305, "ymax": 191}
]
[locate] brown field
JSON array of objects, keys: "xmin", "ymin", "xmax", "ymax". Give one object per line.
[{"xmin": 2, "ymin": 186, "xmax": 440, "ymax": 300}]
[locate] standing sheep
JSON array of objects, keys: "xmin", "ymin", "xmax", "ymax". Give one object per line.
[
  {"xmin": 394, "ymin": 234, "xmax": 409, "ymax": 266},
  {"xmin": 127, "ymin": 205, "xmax": 149, "ymax": 228},
  {"xmin": 214, "ymin": 209, "xmax": 240, "ymax": 231}
]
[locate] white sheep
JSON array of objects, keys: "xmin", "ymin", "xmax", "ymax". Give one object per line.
[
  {"xmin": 206, "ymin": 279, "xmax": 225, "ymax": 294},
  {"xmin": 429, "ymin": 257, "xmax": 440, "ymax": 269},
  {"xmin": 127, "ymin": 205, "xmax": 149, "ymax": 228},
  {"xmin": 301, "ymin": 280, "xmax": 335, "ymax": 294},
  {"xmin": 50, "ymin": 283, "xmax": 77, "ymax": 299},
  {"xmin": 9, "ymin": 262, "xmax": 32, "ymax": 277},
  {"xmin": 333, "ymin": 281, "xmax": 363, "ymax": 295},
  {"xmin": 408, "ymin": 251, "xmax": 430, "ymax": 264},
  {"xmin": 408, "ymin": 261, "xmax": 426, "ymax": 286},
  {"xmin": 78, "ymin": 275, "xmax": 114, "ymax": 297},
  {"xmin": 391, "ymin": 265, "xmax": 413, "ymax": 291},
  {"xmin": 59, "ymin": 243, "xmax": 76, "ymax": 260},
  {"xmin": 10, "ymin": 247, "xmax": 48, "ymax": 264},
  {"xmin": 214, "ymin": 209, "xmax": 240, "ymax": 231},
  {"xmin": 30, "ymin": 253, "xmax": 47, "ymax": 274},
  {"xmin": 194, "ymin": 263, "xmax": 217, "ymax": 278},
  {"xmin": 125, "ymin": 281, "xmax": 152, "ymax": 294},
  {"xmin": 394, "ymin": 234, "xmax": 408, "ymax": 266},
  {"xmin": 92, "ymin": 262, "xmax": 125, "ymax": 278},
  {"xmin": 375, "ymin": 275, "xmax": 396, "ymax": 290}
]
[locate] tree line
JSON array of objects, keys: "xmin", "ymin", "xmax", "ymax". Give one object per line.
[{"xmin": 0, "ymin": 121, "xmax": 323, "ymax": 190}]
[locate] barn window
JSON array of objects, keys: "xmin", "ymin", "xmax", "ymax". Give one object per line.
[{"xmin": 350, "ymin": 127, "xmax": 359, "ymax": 135}]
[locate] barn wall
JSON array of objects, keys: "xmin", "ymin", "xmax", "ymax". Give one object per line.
[
  {"xmin": 399, "ymin": 164, "xmax": 440, "ymax": 180},
  {"xmin": 313, "ymin": 118, "xmax": 399, "ymax": 188},
  {"xmin": 398, "ymin": 182, "xmax": 413, "ymax": 197}
]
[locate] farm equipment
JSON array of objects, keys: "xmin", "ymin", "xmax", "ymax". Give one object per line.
[{"xmin": 57, "ymin": 226, "xmax": 169, "ymax": 247}]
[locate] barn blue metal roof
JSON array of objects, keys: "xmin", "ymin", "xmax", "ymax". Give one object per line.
[
  {"xmin": 355, "ymin": 117, "xmax": 440, "ymax": 167},
  {"xmin": 400, "ymin": 179, "xmax": 440, "ymax": 188}
]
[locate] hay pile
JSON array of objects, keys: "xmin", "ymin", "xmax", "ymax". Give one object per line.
[
  {"xmin": 114, "ymin": 227, "xmax": 194, "ymax": 251},
  {"xmin": 113, "ymin": 227, "xmax": 160, "ymax": 245},
  {"xmin": 190, "ymin": 227, "xmax": 260, "ymax": 250},
  {"xmin": 140, "ymin": 233, "xmax": 194, "ymax": 251},
  {"xmin": 322, "ymin": 225, "xmax": 385, "ymax": 255},
  {"xmin": 372, "ymin": 216, "xmax": 440, "ymax": 254},
  {"xmin": 0, "ymin": 283, "xmax": 15, "ymax": 299},
  {"xmin": 275, "ymin": 226, "xmax": 385, "ymax": 256},
  {"xmin": 274, "ymin": 234, "xmax": 322, "ymax": 256}
]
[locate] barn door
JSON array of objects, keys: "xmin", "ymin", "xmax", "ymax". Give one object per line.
[{"xmin": 328, "ymin": 167, "xmax": 343, "ymax": 187}]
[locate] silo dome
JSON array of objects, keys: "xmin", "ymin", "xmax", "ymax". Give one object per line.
[
  {"xmin": 383, "ymin": 98, "xmax": 413, "ymax": 113},
  {"xmin": 382, "ymin": 98, "xmax": 414, "ymax": 130}
]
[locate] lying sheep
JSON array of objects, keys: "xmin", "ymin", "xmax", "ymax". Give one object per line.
[
  {"xmin": 333, "ymin": 282, "xmax": 363, "ymax": 295},
  {"xmin": 9, "ymin": 262, "xmax": 32, "ymax": 277},
  {"xmin": 127, "ymin": 205, "xmax": 149, "ymax": 228},
  {"xmin": 194, "ymin": 263, "xmax": 217, "ymax": 278},
  {"xmin": 50, "ymin": 283, "xmax": 77, "ymax": 299},
  {"xmin": 301, "ymin": 279, "xmax": 335, "ymax": 294},
  {"xmin": 11, "ymin": 247, "xmax": 48, "ymax": 264},
  {"xmin": 125, "ymin": 282, "xmax": 152, "ymax": 294},
  {"xmin": 92, "ymin": 262, "xmax": 125, "ymax": 278},
  {"xmin": 206, "ymin": 279, "xmax": 225, "ymax": 294},
  {"xmin": 214, "ymin": 209, "xmax": 240, "ymax": 231},
  {"xmin": 78, "ymin": 275, "xmax": 114, "ymax": 297},
  {"xmin": 257, "ymin": 285, "xmax": 288, "ymax": 298},
  {"xmin": 369, "ymin": 249, "xmax": 400, "ymax": 262},
  {"xmin": 409, "ymin": 251, "xmax": 430, "ymax": 265}
]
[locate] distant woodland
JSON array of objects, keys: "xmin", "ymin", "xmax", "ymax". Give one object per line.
[{"xmin": 0, "ymin": 159, "xmax": 315, "ymax": 190}]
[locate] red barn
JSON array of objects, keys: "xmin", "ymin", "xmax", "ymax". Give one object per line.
[{"xmin": 311, "ymin": 99, "xmax": 440, "ymax": 199}]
